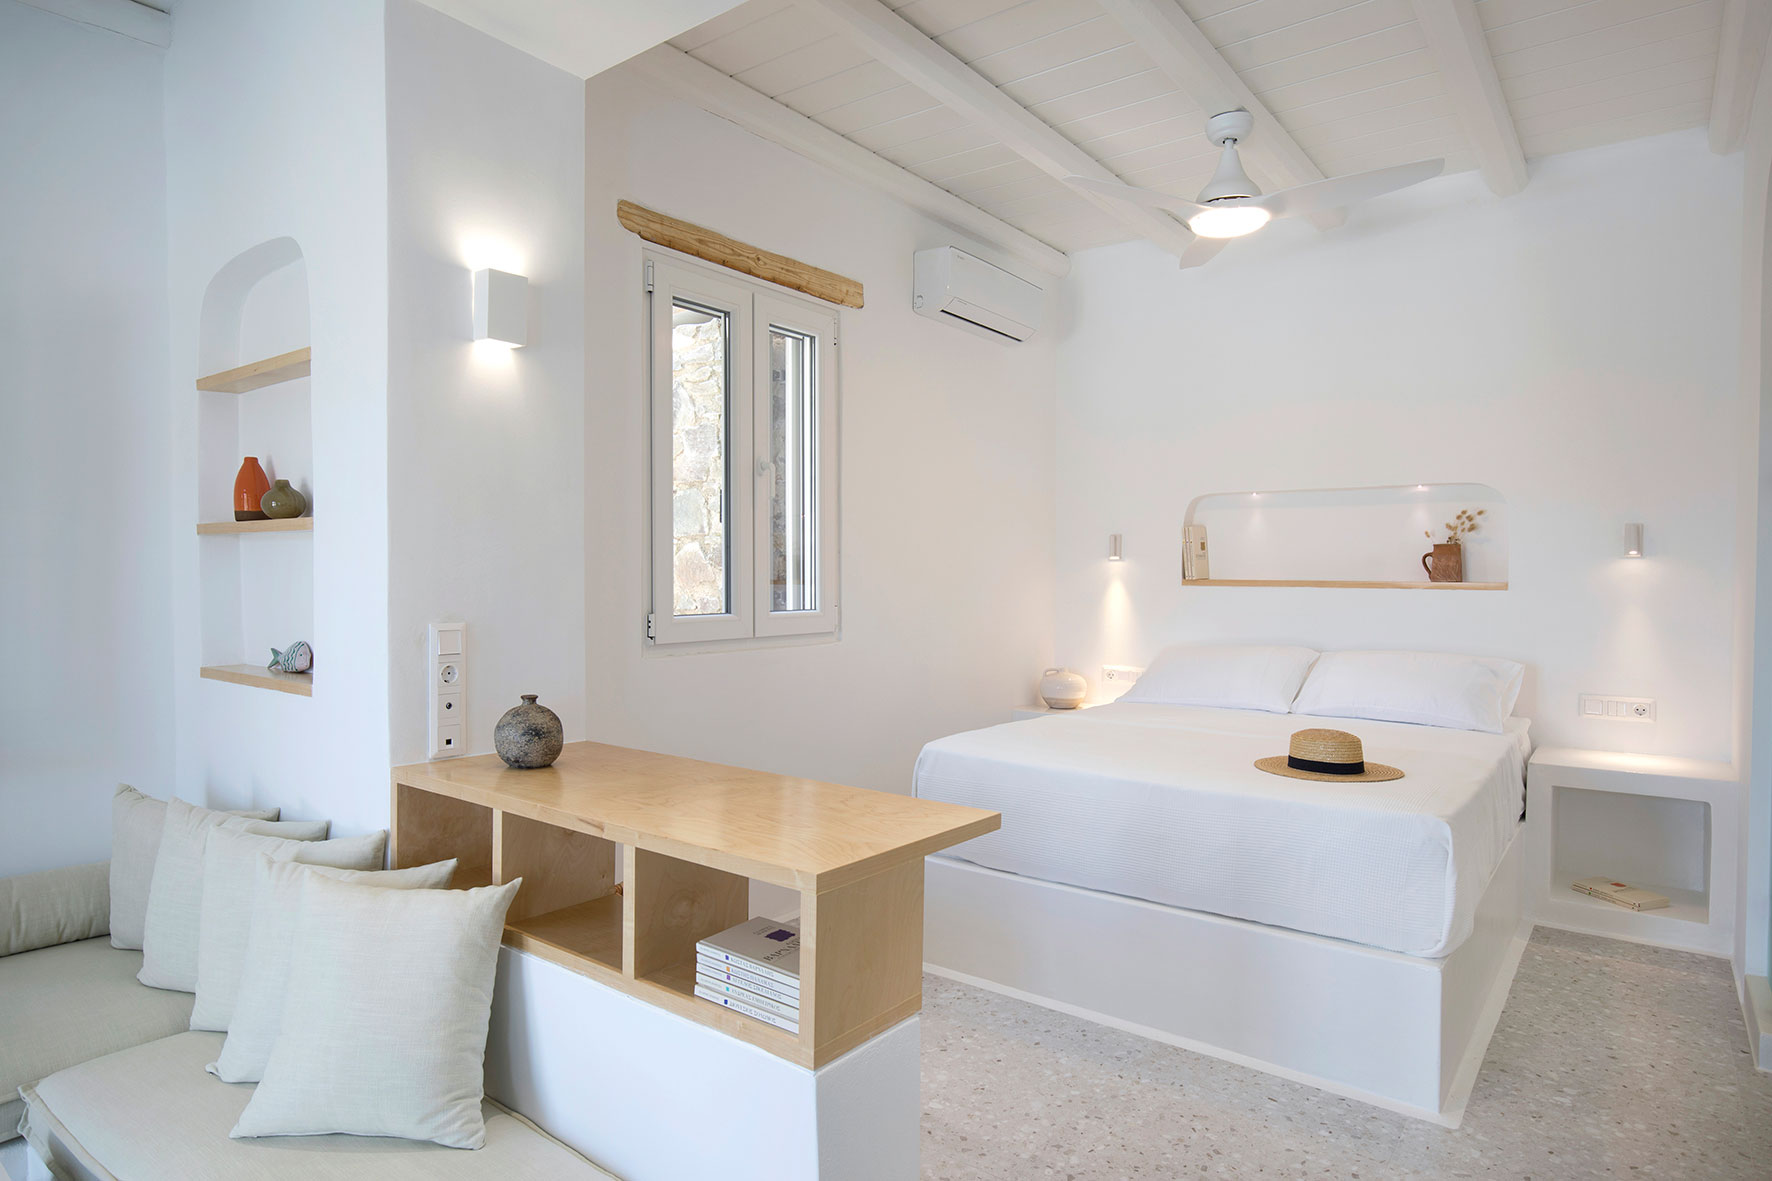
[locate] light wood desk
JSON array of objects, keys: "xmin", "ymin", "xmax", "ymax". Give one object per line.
[{"xmin": 391, "ymin": 741, "xmax": 999, "ymax": 1068}]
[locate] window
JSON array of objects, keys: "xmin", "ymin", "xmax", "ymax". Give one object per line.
[{"xmin": 646, "ymin": 252, "xmax": 839, "ymax": 645}]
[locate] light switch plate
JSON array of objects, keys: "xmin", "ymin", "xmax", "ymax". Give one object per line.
[
  {"xmin": 1580, "ymin": 694, "xmax": 1655, "ymax": 722},
  {"xmin": 429, "ymin": 622, "xmax": 468, "ymax": 758}
]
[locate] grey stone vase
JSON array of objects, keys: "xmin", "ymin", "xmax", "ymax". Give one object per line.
[{"xmin": 493, "ymin": 694, "xmax": 563, "ymax": 769}]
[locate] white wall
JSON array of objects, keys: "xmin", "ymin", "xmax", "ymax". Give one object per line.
[
  {"xmin": 0, "ymin": 2, "xmax": 173, "ymax": 875},
  {"xmin": 164, "ymin": 0, "xmax": 391, "ymax": 833},
  {"xmin": 385, "ymin": 0, "xmax": 587, "ymax": 767},
  {"xmin": 1055, "ymin": 130, "xmax": 1743, "ymax": 762},
  {"xmin": 583, "ymin": 66, "xmax": 1060, "ymax": 797},
  {"xmin": 1736, "ymin": 50, "xmax": 1772, "ymax": 990}
]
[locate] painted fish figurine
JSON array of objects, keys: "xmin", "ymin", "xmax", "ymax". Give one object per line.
[{"xmin": 268, "ymin": 641, "xmax": 312, "ymax": 673}]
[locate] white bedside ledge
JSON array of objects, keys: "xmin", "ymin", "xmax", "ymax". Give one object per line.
[
  {"xmin": 1526, "ymin": 748, "xmax": 1738, "ymax": 957},
  {"xmin": 1011, "ymin": 702, "xmax": 1102, "ymax": 721}
]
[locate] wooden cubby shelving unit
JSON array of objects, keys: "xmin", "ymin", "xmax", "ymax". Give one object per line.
[
  {"xmin": 391, "ymin": 742, "xmax": 999, "ymax": 1068},
  {"xmin": 198, "ymin": 664, "xmax": 312, "ymax": 696},
  {"xmin": 196, "ymin": 347, "xmax": 311, "ymax": 394}
]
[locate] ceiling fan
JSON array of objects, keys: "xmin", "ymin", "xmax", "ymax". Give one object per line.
[{"xmin": 1066, "ymin": 110, "xmax": 1444, "ymax": 242}]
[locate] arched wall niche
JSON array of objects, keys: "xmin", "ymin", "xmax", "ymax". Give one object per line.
[
  {"xmin": 196, "ymin": 236, "xmax": 314, "ymax": 683},
  {"xmin": 1181, "ymin": 483, "xmax": 1509, "ymax": 587}
]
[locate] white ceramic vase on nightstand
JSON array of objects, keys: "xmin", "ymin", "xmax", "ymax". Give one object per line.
[{"xmin": 1038, "ymin": 668, "xmax": 1087, "ymax": 710}]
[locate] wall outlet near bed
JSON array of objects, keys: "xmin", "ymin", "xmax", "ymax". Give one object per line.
[
  {"xmin": 1580, "ymin": 694, "xmax": 1655, "ymax": 722},
  {"xmin": 1102, "ymin": 664, "xmax": 1144, "ymax": 686}
]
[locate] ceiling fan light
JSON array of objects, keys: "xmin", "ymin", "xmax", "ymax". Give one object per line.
[
  {"xmin": 1196, "ymin": 142, "xmax": 1261, "ymax": 203},
  {"xmin": 1188, "ymin": 204, "xmax": 1272, "ymax": 239}
]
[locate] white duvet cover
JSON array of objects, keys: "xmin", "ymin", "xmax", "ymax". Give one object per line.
[{"xmin": 913, "ymin": 702, "xmax": 1528, "ymax": 957}]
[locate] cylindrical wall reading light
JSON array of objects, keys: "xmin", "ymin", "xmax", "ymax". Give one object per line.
[
  {"xmin": 1623, "ymin": 523, "xmax": 1644, "ymax": 558},
  {"xmin": 1108, "ymin": 533, "xmax": 1123, "ymax": 561}
]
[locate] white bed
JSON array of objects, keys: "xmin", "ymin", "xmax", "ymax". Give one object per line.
[
  {"xmin": 915, "ymin": 702, "xmax": 1530, "ymax": 957},
  {"xmin": 914, "ymin": 700, "xmax": 1532, "ymax": 1125}
]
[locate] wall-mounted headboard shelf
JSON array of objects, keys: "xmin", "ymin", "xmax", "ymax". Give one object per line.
[{"xmin": 1182, "ymin": 483, "xmax": 1508, "ymax": 587}]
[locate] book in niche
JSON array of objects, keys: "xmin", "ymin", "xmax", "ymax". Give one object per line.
[
  {"xmin": 695, "ymin": 955, "xmax": 801, "ymax": 1003},
  {"xmin": 696, "ymin": 917, "xmax": 801, "ymax": 988},
  {"xmin": 1571, "ymin": 876, "xmax": 1670, "ymax": 911},
  {"xmin": 693, "ymin": 983, "xmax": 799, "ymax": 1034},
  {"xmin": 695, "ymin": 972, "xmax": 799, "ymax": 1021}
]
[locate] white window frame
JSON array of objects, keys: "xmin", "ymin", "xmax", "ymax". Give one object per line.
[{"xmin": 646, "ymin": 250, "xmax": 840, "ymax": 647}]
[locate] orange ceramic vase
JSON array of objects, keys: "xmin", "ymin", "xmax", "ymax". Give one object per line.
[{"xmin": 234, "ymin": 457, "xmax": 271, "ymax": 521}]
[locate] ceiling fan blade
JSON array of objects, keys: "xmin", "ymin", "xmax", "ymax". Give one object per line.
[
  {"xmin": 1061, "ymin": 175, "xmax": 1210, "ymax": 218},
  {"xmin": 1256, "ymin": 159, "xmax": 1444, "ymax": 220}
]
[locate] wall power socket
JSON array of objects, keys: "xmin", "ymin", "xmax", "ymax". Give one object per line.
[
  {"xmin": 1102, "ymin": 664, "xmax": 1144, "ymax": 686},
  {"xmin": 1580, "ymin": 694, "xmax": 1655, "ymax": 722}
]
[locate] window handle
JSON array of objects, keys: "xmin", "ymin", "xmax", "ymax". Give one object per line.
[{"xmin": 756, "ymin": 458, "xmax": 772, "ymax": 477}]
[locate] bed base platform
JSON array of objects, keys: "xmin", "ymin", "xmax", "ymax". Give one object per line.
[{"xmin": 923, "ymin": 829, "xmax": 1527, "ymax": 1127}]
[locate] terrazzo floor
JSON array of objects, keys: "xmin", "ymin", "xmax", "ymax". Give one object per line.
[{"xmin": 919, "ymin": 927, "xmax": 1772, "ymax": 1179}]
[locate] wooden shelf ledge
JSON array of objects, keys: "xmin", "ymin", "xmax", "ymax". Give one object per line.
[
  {"xmin": 199, "ymin": 665, "xmax": 312, "ymax": 696},
  {"xmin": 196, "ymin": 518, "xmax": 312, "ymax": 535},
  {"xmin": 196, "ymin": 347, "xmax": 311, "ymax": 393},
  {"xmin": 1183, "ymin": 579, "xmax": 1508, "ymax": 590}
]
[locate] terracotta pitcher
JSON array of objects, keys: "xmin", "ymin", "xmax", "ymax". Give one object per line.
[{"xmin": 1421, "ymin": 542, "xmax": 1463, "ymax": 583}]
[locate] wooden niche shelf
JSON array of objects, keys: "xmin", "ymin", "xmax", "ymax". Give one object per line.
[
  {"xmin": 196, "ymin": 518, "xmax": 312, "ymax": 535},
  {"xmin": 199, "ymin": 664, "xmax": 312, "ymax": 696},
  {"xmin": 1185, "ymin": 579, "xmax": 1507, "ymax": 590},
  {"xmin": 196, "ymin": 347, "xmax": 311, "ymax": 394},
  {"xmin": 391, "ymin": 741, "xmax": 998, "ymax": 1068}
]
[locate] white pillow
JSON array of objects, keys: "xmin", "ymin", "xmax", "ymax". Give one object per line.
[
  {"xmin": 1120, "ymin": 645, "xmax": 1320, "ymax": 714},
  {"xmin": 1291, "ymin": 650, "xmax": 1526, "ymax": 734},
  {"xmin": 110, "ymin": 785, "xmax": 277, "ymax": 950},
  {"xmin": 189, "ymin": 828, "xmax": 390, "ymax": 1032},
  {"xmin": 138, "ymin": 799, "xmax": 329, "ymax": 992},
  {"xmin": 231, "ymin": 874, "xmax": 519, "ymax": 1148},
  {"xmin": 210, "ymin": 856, "xmax": 459, "ymax": 1084}
]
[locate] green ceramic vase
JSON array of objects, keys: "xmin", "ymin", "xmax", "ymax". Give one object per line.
[{"xmin": 261, "ymin": 479, "xmax": 308, "ymax": 520}]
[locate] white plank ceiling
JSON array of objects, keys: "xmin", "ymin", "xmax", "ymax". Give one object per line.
[{"xmin": 668, "ymin": 0, "xmax": 1726, "ymax": 257}]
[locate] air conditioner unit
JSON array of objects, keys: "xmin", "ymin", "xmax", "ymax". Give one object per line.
[{"xmin": 912, "ymin": 247, "xmax": 1043, "ymax": 343}]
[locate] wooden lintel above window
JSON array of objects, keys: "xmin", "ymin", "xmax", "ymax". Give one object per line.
[{"xmin": 617, "ymin": 200, "xmax": 864, "ymax": 309}]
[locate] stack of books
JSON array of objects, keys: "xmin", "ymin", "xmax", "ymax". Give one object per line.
[{"xmin": 695, "ymin": 917, "xmax": 801, "ymax": 1034}]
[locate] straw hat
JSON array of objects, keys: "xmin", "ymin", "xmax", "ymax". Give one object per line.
[{"xmin": 1254, "ymin": 728, "xmax": 1404, "ymax": 783}]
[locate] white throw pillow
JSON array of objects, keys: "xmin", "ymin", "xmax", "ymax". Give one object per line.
[
  {"xmin": 210, "ymin": 856, "xmax": 459, "ymax": 1084},
  {"xmin": 110, "ymin": 785, "xmax": 277, "ymax": 950},
  {"xmin": 1120, "ymin": 645, "xmax": 1321, "ymax": 714},
  {"xmin": 1291, "ymin": 650, "xmax": 1526, "ymax": 734},
  {"xmin": 189, "ymin": 828, "xmax": 390, "ymax": 1032},
  {"xmin": 231, "ymin": 874, "xmax": 519, "ymax": 1148},
  {"xmin": 138, "ymin": 799, "xmax": 329, "ymax": 992}
]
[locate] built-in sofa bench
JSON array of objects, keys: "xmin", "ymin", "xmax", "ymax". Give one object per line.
[{"xmin": 0, "ymin": 861, "xmax": 616, "ymax": 1181}]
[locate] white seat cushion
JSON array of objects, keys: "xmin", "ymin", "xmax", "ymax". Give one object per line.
[
  {"xmin": 0, "ymin": 939, "xmax": 194, "ymax": 1143},
  {"xmin": 21, "ymin": 1032, "xmax": 618, "ymax": 1180}
]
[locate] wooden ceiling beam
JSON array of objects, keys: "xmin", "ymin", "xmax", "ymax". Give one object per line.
[
  {"xmin": 635, "ymin": 46, "xmax": 1070, "ymax": 278},
  {"xmin": 802, "ymin": 0, "xmax": 1203, "ymax": 263},
  {"xmin": 1094, "ymin": 0, "xmax": 1342, "ymax": 232},
  {"xmin": 1407, "ymin": 0, "xmax": 1527, "ymax": 196},
  {"xmin": 1709, "ymin": 0, "xmax": 1772, "ymax": 155}
]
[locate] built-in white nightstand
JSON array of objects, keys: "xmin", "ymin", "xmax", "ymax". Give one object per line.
[
  {"xmin": 1526, "ymin": 747, "xmax": 1738, "ymax": 956},
  {"xmin": 1011, "ymin": 702, "xmax": 1102, "ymax": 721}
]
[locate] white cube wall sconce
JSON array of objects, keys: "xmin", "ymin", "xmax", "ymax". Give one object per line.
[
  {"xmin": 472, "ymin": 268, "xmax": 527, "ymax": 347},
  {"xmin": 1624, "ymin": 523, "xmax": 1644, "ymax": 558},
  {"xmin": 1108, "ymin": 533, "xmax": 1124, "ymax": 561}
]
